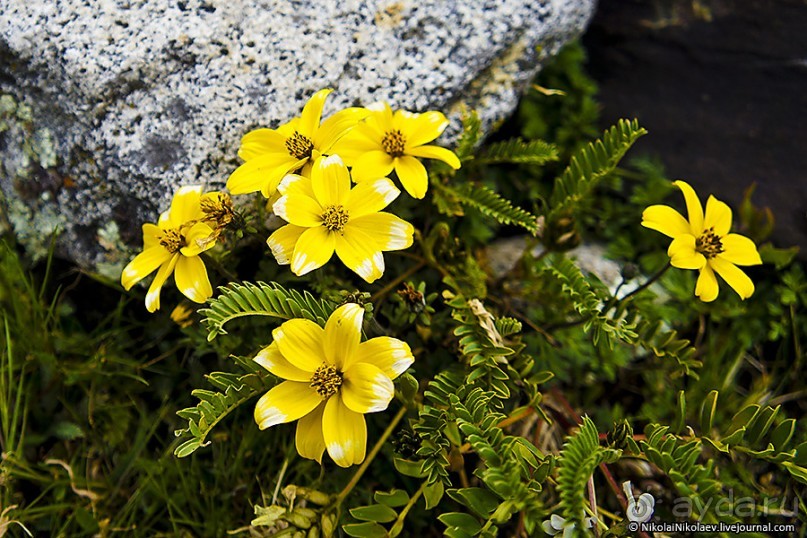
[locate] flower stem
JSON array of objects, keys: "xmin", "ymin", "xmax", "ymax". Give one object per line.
[
  {"xmin": 611, "ymin": 261, "xmax": 671, "ymax": 309},
  {"xmin": 335, "ymin": 405, "xmax": 408, "ymax": 506}
]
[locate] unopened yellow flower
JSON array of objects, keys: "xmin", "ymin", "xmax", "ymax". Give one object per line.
[
  {"xmin": 642, "ymin": 180, "xmax": 762, "ymax": 302},
  {"xmin": 333, "ymin": 101, "xmax": 461, "ymax": 199},
  {"xmin": 227, "ymin": 88, "xmax": 367, "ymax": 198},
  {"xmin": 268, "ymin": 155, "xmax": 414, "ymax": 283},
  {"xmin": 121, "ymin": 186, "xmax": 217, "ymax": 312},
  {"xmin": 253, "ymin": 303, "xmax": 414, "ymax": 467}
]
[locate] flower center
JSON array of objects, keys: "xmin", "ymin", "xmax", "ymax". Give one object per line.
[
  {"xmin": 381, "ymin": 129, "xmax": 406, "ymax": 157},
  {"xmin": 159, "ymin": 228, "xmax": 185, "ymax": 253},
  {"xmin": 285, "ymin": 131, "xmax": 314, "ymax": 160},
  {"xmin": 321, "ymin": 205, "xmax": 349, "ymax": 232},
  {"xmin": 695, "ymin": 227, "xmax": 724, "ymax": 259},
  {"xmin": 201, "ymin": 192, "xmax": 234, "ymax": 229},
  {"xmin": 310, "ymin": 363, "xmax": 342, "ymax": 398}
]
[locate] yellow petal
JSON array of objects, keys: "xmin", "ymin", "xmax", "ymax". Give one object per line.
[
  {"xmin": 291, "ymin": 226, "xmax": 336, "ymax": 276},
  {"xmin": 314, "ymin": 107, "xmax": 370, "ymax": 152},
  {"xmin": 718, "ymin": 234, "xmax": 762, "ymax": 266},
  {"xmin": 349, "ymin": 337, "xmax": 414, "ymax": 378},
  {"xmin": 710, "ymin": 257, "xmax": 755, "ymax": 300},
  {"xmin": 394, "ymin": 155, "xmax": 428, "ymax": 199},
  {"xmin": 312, "ymin": 155, "xmax": 351, "ymax": 207},
  {"xmin": 238, "ymin": 128, "xmax": 288, "ymax": 161},
  {"xmin": 227, "ymin": 153, "xmax": 298, "ymax": 196},
  {"xmin": 273, "ymin": 192, "xmax": 323, "ymax": 228},
  {"xmin": 335, "ymin": 228, "xmax": 385, "ymax": 283},
  {"xmin": 143, "ymin": 223, "xmax": 162, "ymax": 249},
  {"xmin": 365, "ymin": 101, "xmax": 394, "ymax": 134},
  {"xmin": 396, "ymin": 110, "xmax": 449, "ymax": 147},
  {"xmin": 179, "ymin": 222, "xmax": 217, "ymax": 257},
  {"xmin": 406, "ymin": 145, "xmax": 461, "ymax": 169},
  {"xmin": 667, "ymin": 235, "xmax": 706, "ymax": 269},
  {"xmin": 299, "ymin": 88, "xmax": 332, "ymax": 138},
  {"xmin": 267, "ymin": 224, "xmax": 307, "ymax": 265},
  {"xmin": 277, "ymin": 173, "xmax": 316, "ymax": 198},
  {"xmin": 254, "ymin": 342, "xmax": 313, "ymax": 381},
  {"xmin": 254, "ymin": 381, "xmax": 322, "ymax": 430},
  {"xmin": 174, "ymin": 255, "xmax": 213, "ymax": 304},
  {"xmin": 341, "ymin": 362, "xmax": 394, "ymax": 413},
  {"xmin": 323, "ymin": 303, "xmax": 364, "ymax": 368},
  {"xmin": 344, "ymin": 178, "xmax": 400, "ymax": 218},
  {"xmin": 323, "ymin": 394, "xmax": 366, "ymax": 467},
  {"xmin": 295, "ymin": 402, "xmax": 326, "ymax": 463},
  {"xmin": 145, "ymin": 254, "xmax": 179, "ymax": 313},
  {"xmin": 272, "ymin": 318, "xmax": 326, "ymax": 372},
  {"xmin": 345, "ymin": 213, "xmax": 414, "ymax": 251},
  {"xmin": 328, "ymin": 128, "xmax": 382, "ymax": 164},
  {"xmin": 121, "ymin": 246, "xmax": 171, "ymax": 290},
  {"xmin": 695, "ymin": 264, "xmax": 719, "ymax": 303},
  {"xmin": 351, "ymin": 150, "xmax": 395, "ymax": 182},
  {"xmin": 673, "ymin": 180, "xmax": 704, "ymax": 234},
  {"xmin": 641, "ymin": 205, "xmax": 691, "ymax": 238},
  {"xmin": 167, "ymin": 186, "xmax": 203, "ymax": 227},
  {"xmin": 703, "ymin": 195, "xmax": 732, "ymax": 236}
]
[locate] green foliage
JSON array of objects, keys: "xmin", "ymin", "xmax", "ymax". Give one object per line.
[
  {"xmin": 432, "ymin": 182, "xmax": 542, "ymax": 235},
  {"xmin": 556, "ymin": 417, "xmax": 620, "ymax": 529},
  {"xmin": 548, "ymin": 118, "xmax": 647, "ymax": 222},
  {"xmin": 200, "ymin": 280, "xmax": 336, "ymax": 340},
  {"xmin": 173, "ymin": 368, "xmax": 271, "ymax": 457},
  {"xmin": 475, "ymin": 138, "xmax": 559, "ymax": 166}
]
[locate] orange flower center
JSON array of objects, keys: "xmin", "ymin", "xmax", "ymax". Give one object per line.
[
  {"xmin": 695, "ymin": 227, "xmax": 724, "ymax": 259},
  {"xmin": 322, "ymin": 205, "xmax": 349, "ymax": 232},
  {"xmin": 285, "ymin": 131, "xmax": 314, "ymax": 160},
  {"xmin": 159, "ymin": 228, "xmax": 186, "ymax": 253},
  {"xmin": 310, "ymin": 363, "xmax": 342, "ymax": 398},
  {"xmin": 381, "ymin": 129, "xmax": 406, "ymax": 157}
]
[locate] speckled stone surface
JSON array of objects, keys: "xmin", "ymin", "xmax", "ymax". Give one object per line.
[{"xmin": 0, "ymin": 0, "xmax": 595, "ymax": 271}]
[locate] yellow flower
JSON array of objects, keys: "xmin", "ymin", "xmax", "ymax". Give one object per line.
[
  {"xmin": 642, "ymin": 180, "xmax": 762, "ymax": 302},
  {"xmin": 227, "ymin": 88, "xmax": 367, "ymax": 199},
  {"xmin": 253, "ymin": 303, "xmax": 414, "ymax": 467},
  {"xmin": 267, "ymin": 155, "xmax": 414, "ymax": 283},
  {"xmin": 332, "ymin": 101, "xmax": 461, "ymax": 199},
  {"xmin": 121, "ymin": 186, "xmax": 217, "ymax": 312}
]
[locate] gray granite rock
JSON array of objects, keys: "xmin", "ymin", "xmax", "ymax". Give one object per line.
[{"xmin": 0, "ymin": 0, "xmax": 595, "ymax": 272}]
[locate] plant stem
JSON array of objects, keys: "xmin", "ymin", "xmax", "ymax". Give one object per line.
[
  {"xmin": 611, "ymin": 261, "xmax": 671, "ymax": 309},
  {"xmin": 335, "ymin": 405, "xmax": 408, "ymax": 506}
]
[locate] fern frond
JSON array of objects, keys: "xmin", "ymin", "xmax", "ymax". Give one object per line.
[
  {"xmin": 546, "ymin": 257, "xmax": 638, "ymax": 347},
  {"xmin": 199, "ymin": 281, "xmax": 335, "ymax": 341},
  {"xmin": 476, "ymin": 138, "xmax": 559, "ymax": 165},
  {"xmin": 439, "ymin": 183, "xmax": 542, "ymax": 235},
  {"xmin": 174, "ymin": 371, "xmax": 271, "ymax": 457},
  {"xmin": 454, "ymin": 110, "xmax": 483, "ymax": 161},
  {"xmin": 556, "ymin": 417, "xmax": 620, "ymax": 528},
  {"xmin": 548, "ymin": 119, "xmax": 647, "ymax": 220}
]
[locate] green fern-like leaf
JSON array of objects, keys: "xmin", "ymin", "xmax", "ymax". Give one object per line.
[
  {"xmin": 548, "ymin": 119, "xmax": 647, "ymax": 220},
  {"xmin": 556, "ymin": 417, "xmax": 621, "ymax": 528},
  {"xmin": 476, "ymin": 138, "xmax": 559, "ymax": 165},
  {"xmin": 435, "ymin": 182, "xmax": 541, "ymax": 235},
  {"xmin": 199, "ymin": 281, "xmax": 336, "ymax": 341},
  {"xmin": 545, "ymin": 257, "xmax": 638, "ymax": 347},
  {"xmin": 454, "ymin": 110, "xmax": 483, "ymax": 162},
  {"xmin": 174, "ymin": 371, "xmax": 272, "ymax": 457}
]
